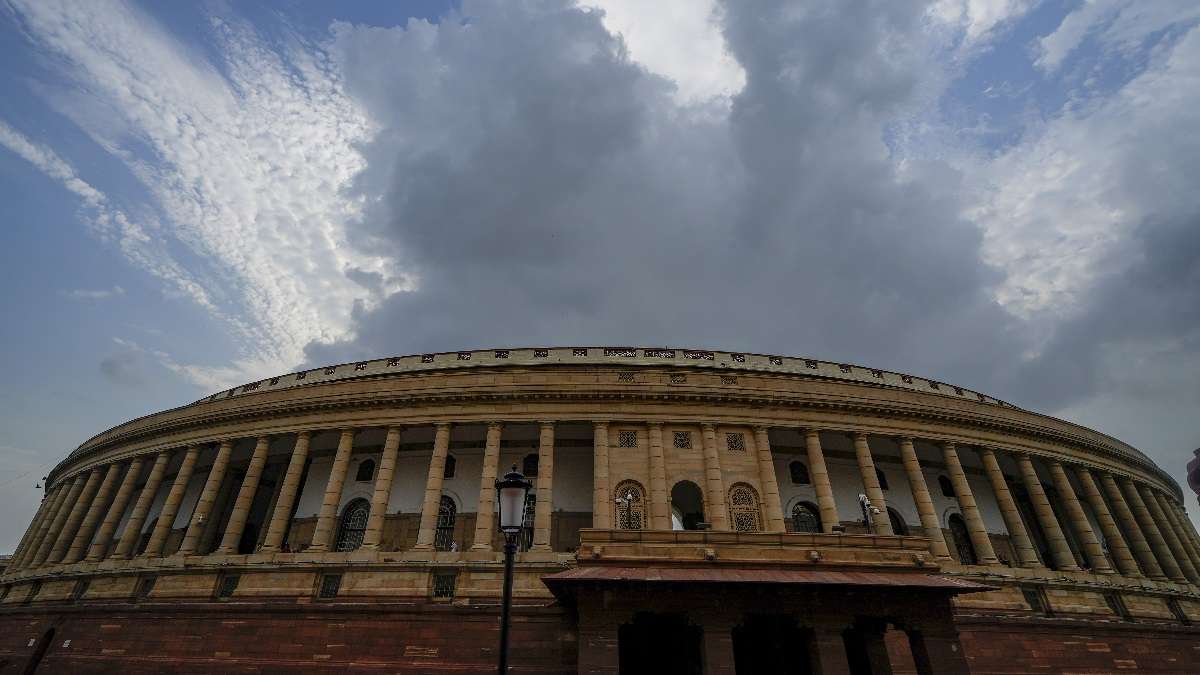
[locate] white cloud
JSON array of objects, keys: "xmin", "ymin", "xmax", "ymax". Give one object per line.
[
  {"xmin": 967, "ymin": 22, "xmax": 1200, "ymax": 319},
  {"xmin": 7, "ymin": 0, "xmax": 406, "ymax": 390},
  {"xmin": 1036, "ymin": 0, "xmax": 1200, "ymax": 73},
  {"xmin": 582, "ymin": 0, "xmax": 744, "ymax": 103},
  {"xmin": 61, "ymin": 285, "xmax": 125, "ymax": 300},
  {"xmin": 928, "ymin": 0, "xmax": 1037, "ymax": 45}
]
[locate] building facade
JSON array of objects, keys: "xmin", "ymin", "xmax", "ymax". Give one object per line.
[{"xmin": 2, "ymin": 347, "xmax": 1199, "ymax": 674}]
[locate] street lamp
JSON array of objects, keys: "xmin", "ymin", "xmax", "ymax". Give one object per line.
[{"xmin": 495, "ymin": 465, "xmax": 532, "ymax": 674}]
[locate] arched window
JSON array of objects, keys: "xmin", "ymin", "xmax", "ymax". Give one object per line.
[
  {"xmin": 434, "ymin": 496, "xmax": 456, "ymax": 551},
  {"xmin": 670, "ymin": 480, "xmax": 705, "ymax": 530},
  {"xmin": 876, "ymin": 469, "xmax": 889, "ymax": 490},
  {"xmin": 335, "ymin": 498, "xmax": 370, "ymax": 552},
  {"xmin": 789, "ymin": 461, "xmax": 810, "ymax": 485},
  {"xmin": 443, "ymin": 455, "xmax": 456, "ymax": 479},
  {"xmin": 355, "ymin": 459, "xmax": 376, "ymax": 482},
  {"xmin": 728, "ymin": 483, "xmax": 763, "ymax": 532},
  {"xmin": 887, "ymin": 507, "xmax": 908, "ymax": 536},
  {"xmin": 613, "ymin": 480, "xmax": 646, "ymax": 530},
  {"xmin": 523, "ymin": 453, "xmax": 539, "ymax": 477},
  {"xmin": 791, "ymin": 502, "xmax": 821, "ymax": 533},
  {"xmin": 938, "ymin": 475, "xmax": 955, "ymax": 498},
  {"xmin": 948, "ymin": 513, "xmax": 977, "ymax": 564}
]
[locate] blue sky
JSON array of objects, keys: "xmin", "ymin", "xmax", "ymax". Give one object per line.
[{"xmin": 1, "ymin": 0, "xmax": 1199, "ymax": 551}]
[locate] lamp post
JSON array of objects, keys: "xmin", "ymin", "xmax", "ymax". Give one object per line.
[{"xmin": 495, "ymin": 466, "xmax": 532, "ymax": 674}]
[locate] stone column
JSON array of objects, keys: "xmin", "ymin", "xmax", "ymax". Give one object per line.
[
  {"xmin": 65, "ymin": 462, "xmax": 123, "ymax": 564},
  {"xmin": 700, "ymin": 617, "xmax": 736, "ymax": 675},
  {"xmin": 14, "ymin": 486, "xmax": 67, "ymax": 569},
  {"xmin": 647, "ymin": 423, "xmax": 670, "ymax": 530},
  {"xmin": 1120, "ymin": 478, "xmax": 1185, "ymax": 582},
  {"xmin": 32, "ymin": 474, "xmax": 86, "ymax": 566},
  {"xmin": 470, "ymin": 423, "xmax": 502, "ymax": 551},
  {"xmin": 113, "ymin": 451, "xmax": 170, "ymax": 559},
  {"xmin": 979, "ymin": 448, "xmax": 1040, "ymax": 568},
  {"xmin": 852, "ymin": 433, "xmax": 893, "ymax": 535},
  {"xmin": 942, "ymin": 443, "xmax": 998, "ymax": 564},
  {"xmin": 1099, "ymin": 472, "xmax": 1164, "ymax": 579},
  {"xmin": 805, "ymin": 430, "xmax": 840, "ymax": 533},
  {"xmin": 700, "ymin": 424, "xmax": 729, "ymax": 530},
  {"xmin": 86, "ymin": 457, "xmax": 145, "ymax": 562},
  {"xmin": 811, "ymin": 624, "xmax": 853, "ymax": 675},
  {"xmin": 10, "ymin": 486, "xmax": 62, "ymax": 570},
  {"xmin": 363, "ymin": 426, "xmax": 403, "ymax": 550},
  {"xmin": 908, "ymin": 622, "xmax": 971, "ymax": 675},
  {"xmin": 592, "ymin": 422, "xmax": 611, "ymax": 530},
  {"xmin": 142, "ymin": 445, "xmax": 201, "ymax": 557},
  {"xmin": 753, "ymin": 427, "xmax": 786, "ymax": 531},
  {"xmin": 1048, "ymin": 461, "xmax": 1113, "ymax": 574},
  {"xmin": 1015, "ymin": 454, "xmax": 1080, "ymax": 571},
  {"xmin": 1074, "ymin": 467, "xmax": 1139, "ymax": 577},
  {"xmin": 177, "ymin": 441, "xmax": 234, "ymax": 556},
  {"xmin": 532, "ymin": 422, "xmax": 556, "ymax": 551},
  {"xmin": 413, "ymin": 423, "xmax": 452, "ymax": 550},
  {"xmin": 48, "ymin": 468, "xmax": 103, "ymax": 564},
  {"xmin": 898, "ymin": 438, "xmax": 950, "ymax": 560},
  {"xmin": 216, "ymin": 436, "xmax": 271, "ymax": 555},
  {"xmin": 1139, "ymin": 484, "xmax": 1197, "ymax": 583},
  {"xmin": 1162, "ymin": 497, "xmax": 1200, "ymax": 574},
  {"xmin": 260, "ymin": 432, "xmax": 311, "ymax": 552},
  {"xmin": 310, "ymin": 429, "xmax": 357, "ymax": 551}
]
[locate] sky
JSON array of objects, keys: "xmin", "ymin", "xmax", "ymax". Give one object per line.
[{"xmin": 1, "ymin": 0, "xmax": 1198, "ymax": 552}]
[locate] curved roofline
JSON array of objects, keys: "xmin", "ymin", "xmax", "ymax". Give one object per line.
[{"xmin": 64, "ymin": 346, "xmax": 1156, "ymax": 478}]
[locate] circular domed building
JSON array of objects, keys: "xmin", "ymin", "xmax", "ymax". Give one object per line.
[{"xmin": 2, "ymin": 347, "xmax": 1198, "ymax": 674}]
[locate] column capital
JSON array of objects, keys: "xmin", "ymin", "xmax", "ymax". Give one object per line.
[
  {"xmin": 851, "ymin": 430, "xmax": 868, "ymax": 441},
  {"xmin": 486, "ymin": 421, "xmax": 503, "ymax": 431},
  {"xmin": 895, "ymin": 435, "xmax": 915, "ymax": 444},
  {"xmin": 591, "ymin": 420, "xmax": 610, "ymax": 428},
  {"xmin": 434, "ymin": 421, "xmax": 451, "ymax": 430},
  {"xmin": 701, "ymin": 422, "xmax": 717, "ymax": 432},
  {"xmin": 803, "ymin": 427, "xmax": 821, "ymax": 438},
  {"xmin": 647, "ymin": 420, "xmax": 663, "ymax": 429},
  {"xmin": 294, "ymin": 430, "xmax": 312, "ymax": 440},
  {"xmin": 940, "ymin": 440, "xmax": 956, "ymax": 451},
  {"xmin": 539, "ymin": 420, "xmax": 556, "ymax": 429},
  {"xmin": 753, "ymin": 424, "xmax": 770, "ymax": 434}
]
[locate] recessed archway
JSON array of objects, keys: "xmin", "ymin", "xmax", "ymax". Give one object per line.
[{"xmin": 670, "ymin": 480, "xmax": 705, "ymax": 531}]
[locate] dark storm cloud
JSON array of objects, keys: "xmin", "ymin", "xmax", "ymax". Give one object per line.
[
  {"xmin": 312, "ymin": 0, "xmax": 1027, "ymax": 398},
  {"xmin": 309, "ymin": 0, "xmax": 1199, "ymax": 455}
]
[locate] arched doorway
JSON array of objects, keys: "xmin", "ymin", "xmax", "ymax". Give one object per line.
[
  {"xmin": 670, "ymin": 481, "xmax": 705, "ymax": 530},
  {"xmin": 948, "ymin": 513, "xmax": 977, "ymax": 564},
  {"xmin": 335, "ymin": 498, "xmax": 370, "ymax": 552},
  {"xmin": 790, "ymin": 502, "xmax": 822, "ymax": 533}
]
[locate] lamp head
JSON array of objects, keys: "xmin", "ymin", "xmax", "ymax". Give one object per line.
[{"xmin": 495, "ymin": 465, "xmax": 532, "ymax": 534}]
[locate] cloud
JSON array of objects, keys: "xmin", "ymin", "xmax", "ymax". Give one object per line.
[
  {"xmin": 61, "ymin": 285, "xmax": 125, "ymax": 300},
  {"xmin": 6, "ymin": 0, "xmax": 406, "ymax": 389},
  {"xmin": 1035, "ymin": 0, "xmax": 1200, "ymax": 73}
]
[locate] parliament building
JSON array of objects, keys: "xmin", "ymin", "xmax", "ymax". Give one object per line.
[{"xmin": 2, "ymin": 347, "xmax": 1199, "ymax": 673}]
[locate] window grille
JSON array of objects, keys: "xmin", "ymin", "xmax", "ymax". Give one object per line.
[
  {"xmin": 387, "ymin": 357, "xmax": 400, "ymax": 366},
  {"xmin": 644, "ymin": 349, "xmax": 675, "ymax": 358},
  {"xmin": 457, "ymin": 352, "xmax": 471, "ymax": 360},
  {"xmin": 434, "ymin": 496, "xmax": 457, "ymax": 551},
  {"xmin": 443, "ymin": 455, "xmax": 456, "ymax": 479},
  {"xmin": 494, "ymin": 350, "xmax": 509, "ymax": 359},
  {"xmin": 838, "ymin": 364, "xmax": 852, "ymax": 373},
  {"xmin": 522, "ymin": 453, "xmax": 539, "ymax": 477},
  {"xmin": 618, "ymin": 431, "xmax": 637, "ymax": 448},
  {"xmin": 871, "ymin": 369, "xmax": 883, "ymax": 378},
  {"xmin": 355, "ymin": 459, "xmax": 375, "ymax": 482},
  {"xmin": 217, "ymin": 575, "xmax": 239, "ymax": 599},
  {"xmin": 71, "ymin": 579, "xmax": 89, "ymax": 602},
  {"xmin": 324, "ymin": 366, "xmax": 337, "ymax": 375},
  {"xmin": 789, "ymin": 461, "xmax": 810, "ymax": 485},
  {"xmin": 421, "ymin": 354, "xmax": 434, "ymax": 363},
  {"xmin": 296, "ymin": 371, "xmax": 306, "ymax": 380},
  {"xmin": 269, "ymin": 377, "xmax": 280, "ymax": 385},
  {"xmin": 726, "ymin": 433, "xmax": 745, "ymax": 452},
  {"xmin": 613, "ymin": 481, "xmax": 646, "ymax": 530},
  {"xmin": 520, "ymin": 493, "xmax": 537, "ymax": 551},
  {"xmin": 683, "ymin": 350, "xmax": 713, "ymax": 360},
  {"xmin": 929, "ymin": 381, "xmax": 940, "ymax": 390},
  {"xmin": 728, "ymin": 484, "xmax": 763, "ymax": 532},
  {"xmin": 354, "ymin": 362, "xmax": 367, "ymax": 370},
  {"xmin": 572, "ymin": 348, "xmax": 588, "ymax": 357},
  {"xmin": 432, "ymin": 572, "xmax": 457, "ymax": 598},
  {"xmin": 731, "ymin": 353, "xmax": 746, "ymax": 362},
  {"xmin": 604, "ymin": 348, "xmax": 636, "ymax": 357},
  {"xmin": 134, "ymin": 577, "xmax": 156, "ymax": 602},
  {"xmin": 720, "ymin": 375, "xmax": 737, "ymax": 385},
  {"xmin": 673, "ymin": 431, "xmax": 692, "ymax": 449},
  {"xmin": 901, "ymin": 374, "xmax": 913, "ymax": 383},
  {"xmin": 791, "ymin": 502, "xmax": 821, "ymax": 533},
  {"xmin": 533, "ymin": 349, "xmax": 549, "ymax": 358},
  {"xmin": 948, "ymin": 514, "xmax": 977, "ymax": 565},
  {"xmin": 335, "ymin": 498, "xmax": 370, "ymax": 552},
  {"xmin": 670, "ymin": 374, "xmax": 686, "ymax": 384},
  {"xmin": 769, "ymin": 356, "xmax": 783, "ymax": 365},
  {"xmin": 318, "ymin": 574, "xmax": 342, "ymax": 599},
  {"xmin": 804, "ymin": 359, "xmax": 819, "ymax": 369},
  {"xmin": 617, "ymin": 372, "xmax": 635, "ymax": 383}
]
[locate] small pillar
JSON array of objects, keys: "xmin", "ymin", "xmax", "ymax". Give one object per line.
[
  {"xmin": 753, "ymin": 427, "xmax": 786, "ymax": 531},
  {"xmin": 217, "ymin": 436, "xmax": 271, "ymax": 555},
  {"xmin": 700, "ymin": 424, "xmax": 729, "ymax": 530},
  {"xmin": 1099, "ymin": 472, "xmax": 1164, "ymax": 579},
  {"xmin": 647, "ymin": 423, "xmax": 670, "ymax": 530},
  {"xmin": 260, "ymin": 432, "xmax": 312, "ymax": 552},
  {"xmin": 942, "ymin": 443, "xmax": 998, "ymax": 564},
  {"xmin": 309, "ymin": 429, "xmax": 357, "ymax": 551},
  {"xmin": 363, "ymin": 426, "xmax": 403, "ymax": 550},
  {"xmin": 1074, "ymin": 467, "xmax": 1139, "ymax": 577},
  {"xmin": 592, "ymin": 422, "xmax": 612, "ymax": 529},
  {"xmin": 48, "ymin": 468, "xmax": 103, "ymax": 564},
  {"xmin": 805, "ymin": 430, "xmax": 840, "ymax": 532},
  {"xmin": 86, "ymin": 457, "xmax": 144, "ymax": 562},
  {"xmin": 413, "ymin": 423, "xmax": 452, "ymax": 550},
  {"xmin": 142, "ymin": 445, "xmax": 201, "ymax": 557},
  {"xmin": 113, "ymin": 450, "xmax": 171, "ymax": 559},
  {"xmin": 34, "ymin": 473, "xmax": 89, "ymax": 566},
  {"xmin": 1139, "ymin": 484, "xmax": 1198, "ymax": 584},
  {"xmin": 177, "ymin": 440, "xmax": 234, "ymax": 556},
  {"xmin": 898, "ymin": 437, "xmax": 950, "ymax": 559},
  {"xmin": 1120, "ymin": 478, "xmax": 1184, "ymax": 582},
  {"xmin": 978, "ymin": 448, "xmax": 1040, "ymax": 568},
  {"xmin": 469, "ymin": 423, "xmax": 502, "ymax": 550},
  {"xmin": 853, "ymin": 433, "xmax": 893, "ymax": 535},
  {"xmin": 1015, "ymin": 454, "xmax": 1079, "ymax": 571},
  {"xmin": 1048, "ymin": 461, "xmax": 1113, "ymax": 573},
  {"xmin": 532, "ymin": 422, "xmax": 556, "ymax": 551}
]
